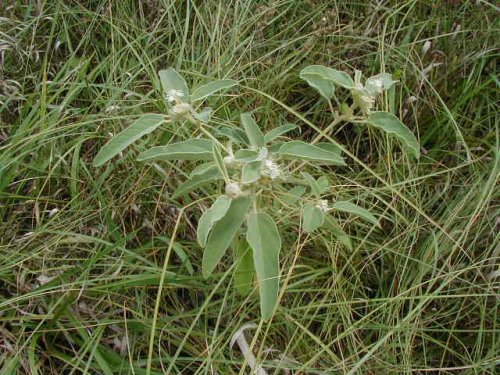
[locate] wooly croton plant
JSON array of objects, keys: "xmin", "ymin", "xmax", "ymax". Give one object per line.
[{"xmin": 93, "ymin": 66, "xmax": 419, "ymax": 319}]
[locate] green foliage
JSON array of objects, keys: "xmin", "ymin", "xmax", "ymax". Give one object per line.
[
  {"xmin": 278, "ymin": 140, "xmax": 346, "ymax": 165},
  {"xmin": 191, "ymin": 79, "xmax": 238, "ymax": 102},
  {"xmin": 241, "ymin": 112, "xmax": 266, "ymax": 148},
  {"xmin": 92, "ymin": 114, "xmax": 165, "ymax": 167},
  {"xmin": 300, "ymin": 65, "xmax": 355, "ymax": 90},
  {"xmin": 4, "ymin": 2, "xmax": 497, "ymax": 373},
  {"xmin": 302, "ymin": 202, "xmax": 325, "ymax": 233},
  {"xmin": 246, "ymin": 212, "xmax": 281, "ymax": 319},
  {"xmin": 137, "ymin": 139, "xmax": 214, "ymax": 161},
  {"xmin": 197, "ymin": 195, "xmax": 232, "ymax": 247},
  {"xmin": 233, "ymin": 239, "xmax": 255, "ymax": 296},
  {"xmin": 202, "ymin": 197, "xmax": 252, "ymax": 278},
  {"xmin": 92, "ymin": 66, "xmax": 420, "ymax": 319},
  {"xmin": 159, "ymin": 68, "xmax": 190, "ymax": 98},
  {"xmin": 366, "ymin": 112, "xmax": 420, "ymax": 159},
  {"xmin": 331, "ymin": 201, "xmax": 380, "ymax": 227},
  {"xmin": 263, "ymin": 123, "xmax": 298, "ymax": 143}
]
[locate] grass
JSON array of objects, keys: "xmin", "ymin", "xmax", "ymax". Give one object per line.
[{"xmin": 0, "ymin": 0, "xmax": 498, "ymax": 374}]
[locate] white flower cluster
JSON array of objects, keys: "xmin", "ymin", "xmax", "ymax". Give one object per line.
[
  {"xmin": 171, "ymin": 102, "xmax": 191, "ymax": 116},
  {"xmin": 356, "ymin": 93, "xmax": 376, "ymax": 114},
  {"xmin": 261, "ymin": 159, "xmax": 281, "ymax": 180},
  {"xmin": 351, "ymin": 70, "xmax": 396, "ymax": 114},
  {"xmin": 225, "ymin": 181, "xmax": 243, "ymax": 198},
  {"xmin": 316, "ymin": 199, "xmax": 330, "ymax": 212},
  {"xmin": 166, "ymin": 89, "xmax": 184, "ymax": 103}
]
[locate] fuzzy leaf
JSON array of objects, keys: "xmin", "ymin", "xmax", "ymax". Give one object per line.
[
  {"xmin": 241, "ymin": 161, "xmax": 262, "ymax": 183},
  {"xmin": 282, "ymin": 186, "xmax": 306, "ymax": 205},
  {"xmin": 264, "ymin": 123, "xmax": 298, "ymax": 143},
  {"xmin": 302, "ymin": 202, "xmax": 325, "ymax": 233},
  {"xmin": 159, "ymin": 68, "xmax": 189, "ymax": 99},
  {"xmin": 365, "ymin": 73, "xmax": 398, "ymax": 96},
  {"xmin": 366, "ymin": 112, "xmax": 420, "ymax": 159},
  {"xmin": 300, "ymin": 65, "xmax": 355, "ymax": 91},
  {"xmin": 197, "ymin": 195, "xmax": 232, "ymax": 247},
  {"xmin": 241, "ymin": 113, "xmax": 265, "ymax": 148},
  {"xmin": 300, "ymin": 71, "xmax": 335, "ymax": 100},
  {"xmin": 301, "ymin": 172, "xmax": 321, "ymax": 197},
  {"xmin": 137, "ymin": 139, "xmax": 213, "ymax": 162},
  {"xmin": 234, "ymin": 240, "xmax": 255, "ymax": 296},
  {"xmin": 193, "ymin": 107, "xmax": 213, "ymax": 123},
  {"xmin": 202, "ymin": 197, "xmax": 252, "ymax": 278},
  {"xmin": 331, "ymin": 201, "xmax": 379, "ymax": 227},
  {"xmin": 279, "ymin": 141, "xmax": 346, "ymax": 165},
  {"xmin": 172, "ymin": 166, "xmax": 221, "ymax": 199},
  {"xmin": 218, "ymin": 127, "xmax": 249, "ymax": 145},
  {"xmin": 93, "ymin": 114, "xmax": 164, "ymax": 167},
  {"xmin": 316, "ymin": 142, "xmax": 343, "ymax": 157},
  {"xmin": 246, "ymin": 212, "xmax": 281, "ymax": 320},
  {"xmin": 190, "ymin": 79, "xmax": 238, "ymax": 102},
  {"xmin": 212, "ymin": 143, "xmax": 229, "ymax": 182},
  {"xmin": 190, "ymin": 162, "xmax": 216, "ymax": 177},
  {"xmin": 317, "ymin": 176, "xmax": 330, "ymax": 195}
]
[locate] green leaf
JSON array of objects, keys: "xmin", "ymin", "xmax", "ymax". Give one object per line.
[
  {"xmin": 212, "ymin": 143, "xmax": 230, "ymax": 182},
  {"xmin": 365, "ymin": 73, "xmax": 398, "ymax": 96},
  {"xmin": 300, "ymin": 70, "xmax": 335, "ymax": 100},
  {"xmin": 282, "ymin": 185, "xmax": 306, "ymax": 205},
  {"xmin": 234, "ymin": 148, "xmax": 268, "ymax": 163},
  {"xmin": 366, "ymin": 112, "xmax": 420, "ymax": 159},
  {"xmin": 193, "ymin": 107, "xmax": 213, "ymax": 123},
  {"xmin": 317, "ymin": 176, "xmax": 330, "ymax": 195},
  {"xmin": 159, "ymin": 68, "xmax": 189, "ymax": 99},
  {"xmin": 241, "ymin": 113, "xmax": 265, "ymax": 148},
  {"xmin": 300, "ymin": 65, "xmax": 355, "ymax": 91},
  {"xmin": 218, "ymin": 127, "xmax": 249, "ymax": 145},
  {"xmin": 246, "ymin": 212, "xmax": 281, "ymax": 320},
  {"xmin": 202, "ymin": 197, "xmax": 252, "ymax": 278},
  {"xmin": 190, "ymin": 79, "xmax": 238, "ymax": 102},
  {"xmin": 302, "ymin": 202, "xmax": 325, "ymax": 233},
  {"xmin": 172, "ymin": 166, "xmax": 221, "ymax": 199},
  {"xmin": 137, "ymin": 139, "xmax": 214, "ymax": 162},
  {"xmin": 278, "ymin": 141, "xmax": 346, "ymax": 165},
  {"xmin": 267, "ymin": 143, "xmax": 282, "ymax": 153},
  {"xmin": 241, "ymin": 160, "xmax": 262, "ymax": 184},
  {"xmin": 316, "ymin": 142, "xmax": 343, "ymax": 157},
  {"xmin": 234, "ymin": 149, "xmax": 259, "ymax": 162},
  {"xmin": 331, "ymin": 201, "xmax": 379, "ymax": 227},
  {"xmin": 197, "ymin": 195, "xmax": 232, "ymax": 247},
  {"xmin": 323, "ymin": 216, "xmax": 352, "ymax": 251},
  {"xmin": 234, "ymin": 239, "xmax": 255, "ymax": 296},
  {"xmin": 190, "ymin": 162, "xmax": 216, "ymax": 177},
  {"xmin": 93, "ymin": 114, "xmax": 164, "ymax": 167},
  {"xmin": 264, "ymin": 123, "xmax": 298, "ymax": 144},
  {"xmin": 301, "ymin": 172, "xmax": 321, "ymax": 197}
]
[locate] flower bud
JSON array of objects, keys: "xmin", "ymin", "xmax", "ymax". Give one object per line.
[
  {"xmin": 223, "ymin": 155, "xmax": 235, "ymax": 166},
  {"xmin": 317, "ymin": 199, "xmax": 330, "ymax": 212},
  {"xmin": 225, "ymin": 182, "xmax": 242, "ymax": 198},
  {"xmin": 171, "ymin": 102, "xmax": 191, "ymax": 117}
]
